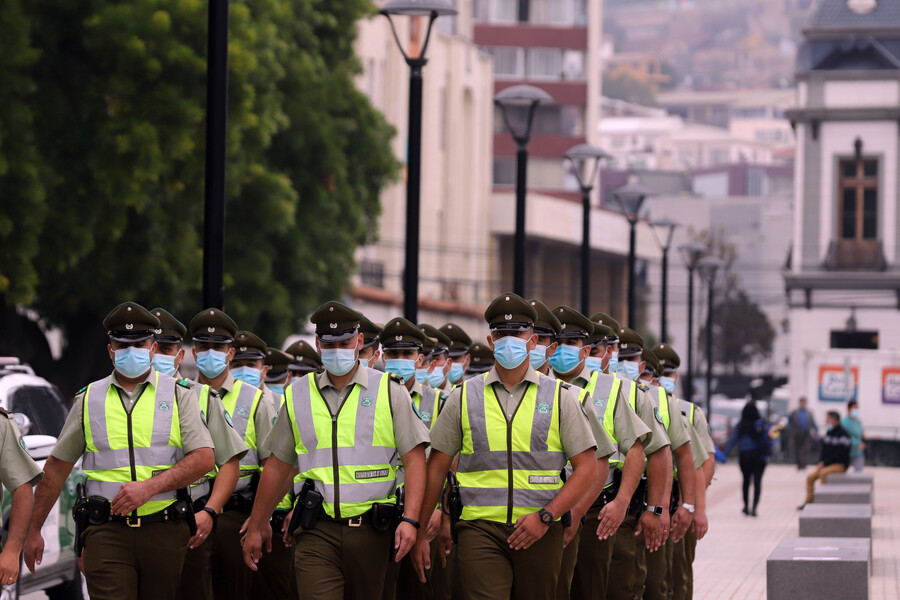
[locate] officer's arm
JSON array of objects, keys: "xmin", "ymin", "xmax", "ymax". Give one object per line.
[
  {"xmin": 618, "ymin": 439, "xmax": 645, "ymax": 503},
  {"xmin": 139, "ymin": 448, "xmax": 215, "ymax": 497},
  {"xmin": 702, "ymin": 453, "xmax": 715, "ymax": 487},
  {"xmin": 415, "ymin": 450, "xmax": 454, "ymax": 530},
  {"xmin": 673, "ymin": 443, "xmax": 696, "ymax": 506},
  {"xmin": 646, "ymin": 445, "xmax": 672, "ymax": 508},
  {"xmin": 569, "ymin": 457, "xmax": 609, "ymax": 527},
  {"xmin": 544, "ymin": 449, "xmax": 598, "ymax": 519},
  {"xmin": 246, "ymin": 455, "xmax": 296, "ymax": 532},
  {"xmin": 206, "ymin": 456, "xmax": 239, "ymax": 515},
  {"xmin": 2, "ymin": 483, "xmax": 34, "ymax": 560},
  {"xmin": 24, "ymin": 456, "xmax": 74, "ymax": 573},
  {"xmin": 400, "ymin": 443, "xmax": 427, "ymax": 523}
]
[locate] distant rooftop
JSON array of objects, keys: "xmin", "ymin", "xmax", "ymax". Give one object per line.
[
  {"xmin": 656, "ymin": 89, "xmax": 796, "ymax": 109},
  {"xmin": 808, "ymin": 0, "xmax": 900, "ymax": 32}
]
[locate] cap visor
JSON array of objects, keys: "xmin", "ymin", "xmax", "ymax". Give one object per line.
[
  {"xmin": 316, "ymin": 329, "xmax": 358, "ymax": 343},
  {"xmin": 489, "ymin": 321, "xmax": 533, "ymax": 332},
  {"xmin": 381, "ymin": 341, "xmax": 423, "ymax": 350},
  {"xmin": 556, "ymin": 331, "xmax": 588, "ymax": 340},
  {"xmin": 192, "ymin": 334, "xmax": 234, "ymax": 344},
  {"xmin": 448, "ymin": 348, "xmax": 468, "ymax": 359},
  {"xmin": 109, "ymin": 331, "xmax": 155, "ymax": 343},
  {"xmin": 154, "ymin": 335, "xmax": 183, "ymax": 344},
  {"xmin": 233, "ymin": 350, "xmax": 266, "ymax": 361}
]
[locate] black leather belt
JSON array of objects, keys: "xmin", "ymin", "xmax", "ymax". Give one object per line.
[
  {"xmin": 317, "ymin": 508, "xmax": 375, "ymax": 527},
  {"xmin": 109, "ymin": 505, "xmax": 181, "ymax": 528}
]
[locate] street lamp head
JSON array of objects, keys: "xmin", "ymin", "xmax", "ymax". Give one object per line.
[
  {"xmin": 613, "ymin": 181, "xmax": 653, "ymax": 223},
  {"xmin": 649, "ymin": 218, "xmax": 680, "ymax": 251},
  {"xmin": 379, "ymin": 0, "xmax": 458, "ymax": 17},
  {"xmin": 565, "ymin": 143, "xmax": 609, "ymax": 191},
  {"xmin": 678, "ymin": 241, "xmax": 707, "ymax": 270},
  {"xmin": 697, "ymin": 255, "xmax": 724, "ymax": 283},
  {"xmin": 493, "ymin": 84, "xmax": 554, "ymax": 108}
]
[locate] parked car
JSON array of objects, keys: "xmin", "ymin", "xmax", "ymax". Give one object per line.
[{"xmin": 0, "ymin": 359, "xmax": 86, "ymax": 600}]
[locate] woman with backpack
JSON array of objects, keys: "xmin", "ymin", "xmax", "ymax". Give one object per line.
[{"xmin": 723, "ymin": 401, "xmax": 772, "ymax": 516}]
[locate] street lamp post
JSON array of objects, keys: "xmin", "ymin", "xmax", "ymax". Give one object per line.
[
  {"xmin": 494, "ymin": 85, "xmax": 554, "ymax": 297},
  {"xmin": 679, "ymin": 242, "xmax": 706, "ymax": 403},
  {"xmin": 381, "ymin": 0, "xmax": 457, "ymax": 323},
  {"xmin": 614, "ymin": 182, "xmax": 653, "ymax": 328},
  {"xmin": 649, "ymin": 218, "xmax": 680, "ymax": 342},
  {"xmin": 202, "ymin": 0, "xmax": 229, "ymax": 309},
  {"xmin": 565, "ymin": 144, "xmax": 610, "ymax": 315},
  {"xmin": 698, "ymin": 255, "xmax": 723, "ymax": 418}
]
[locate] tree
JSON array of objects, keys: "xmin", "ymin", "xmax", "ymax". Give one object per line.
[
  {"xmin": 698, "ymin": 291, "xmax": 775, "ymax": 375},
  {"xmin": 0, "ymin": 0, "xmax": 399, "ymax": 396}
]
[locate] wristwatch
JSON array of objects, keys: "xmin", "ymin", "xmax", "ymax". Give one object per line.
[
  {"xmin": 681, "ymin": 503, "xmax": 696, "ymax": 514},
  {"xmin": 644, "ymin": 505, "xmax": 664, "ymax": 516},
  {"xmin": 538, "ymin": 508, "xmax": 554, "ymax": 525},
  {"xmin": 200, "ymin": 506, "xmax": 219, "ymax": 532}
]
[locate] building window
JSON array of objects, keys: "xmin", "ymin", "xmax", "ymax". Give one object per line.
[
  {"xmin": 527, "ymin": 48, "xmax": 562, "ymax": 80},
  {"xmin": 360, "ymin": 259, "xmax": 385, "ymax": 289},
  {"xmin": 487, "ymin": 46, "xmax": 524, "ymax": 78},
  {"xmin": 839, "ymin": 158, "xmax": 878, "ymax": 241},
  {"xmin": 561, "ymin": 50, "xmax": 585, "ymax": 80},
  {"xmin": 530, "ymin": 0, "xmax": 573, "ymax": 25},
  {"xmin": 474, "ymin": 0, "xmax": 517, "ymax": 23}
]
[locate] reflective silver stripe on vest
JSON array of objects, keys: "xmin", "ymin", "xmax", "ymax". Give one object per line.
[
  {"xmin": 84, "ymin": 480, "xmax": 177, "ymax": 503},
  {"xmin": 417, "ymin": 386, "xmax": 438, "ymax": 428},
  {"xmin": 228, "ymin": 382, "xmax": 260, "ymax": 469},
  {"xmin": 191, "ymin": 478, "xmax": 211, "ymax": 500},
  {"xmin": 291, "ymin": 369, "xmax": 397, "ymax": 506},
  {"xmin": 85, "ymin": 376, "xmax": 113, "ymax": 452},
  {"xmin": 457, "ymin": 376, "xmax": 565, "ymax": 511},
  {"xmin": 83, "ymin": 447, "xmax": 184, "ymax": 471}
]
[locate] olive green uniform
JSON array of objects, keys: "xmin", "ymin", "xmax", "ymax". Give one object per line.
[
  {"xmin": 607, "ymin": 380, "xmax": 670, "ymax": 600},
  {"xmin": 0, "ymin": 411, "xmax": 43, "ymax": 504},
  {"xmin": 429, "ymin": 367, "xmax": 604, "ymax": 600},
  {"xmin": 264, "ymin": 366, "xmax": 430, "ymax": 600},
  {"xmin": 671, "ymin": 401, "xmax": 715, "ymax": 600},
  {"xmin": 52, "ymin": 370, "xmax": 213, "ymax": 600},
  {"xmin": 564, "ymin": 367, "xmax": 651, "ymax": 600},
  {"xmin": 176, "ymin": 385, "xmax": 248, "ymax": 600}
]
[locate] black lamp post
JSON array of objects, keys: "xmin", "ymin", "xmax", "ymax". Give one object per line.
[
  {"xmin": 649, "ymin": 218, "xmax": 679, "ymax": 343},
  {"xmin": 613, "ymin": 182, "xmax": 653, "ymax": 328},
  {"xmin": 698, "ymin": 255, "xmax": 723, "ymax": 418},
  {"xmin": 679, "ymin": 241, "xmax": 706, "ymax": 403},
  {"xmin": 565, "ymin": 144, "xmax": 610, "ymax": 315},
  {"xmin": 381, "ymin": 0, "xmax": 457, "ymax": 323},
  {"xmin": 494, "ymin": 84, "xmax": 554, "ymax": 297},
  {"xmin": 202, "ymin": 0, "xmax": 229, "ymax": 309}
]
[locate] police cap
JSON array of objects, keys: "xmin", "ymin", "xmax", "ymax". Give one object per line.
[
  {"xmin": 150, "ymin": 308, "xmax": 187, "ymax": 344},
  {"xmin": 642, "ymin": 349, "xmax": 661, "ymax": 378},
  {"xmin": 553, "ymin": 306, "xmax": 593, "ymax": 340},
  {"xmin": 440, "ymin": 323, "xmax": 472, "ymax": 358},
  {"xmin": 466, "ymin": 342, "xmax": 494, "ymax": 375},
  {"xmin": 358, "ymin": 314, "xmax": 383, "ymax": 350},
  {"xmin": 419, "ymin": 324, "xmax": 451, "ymax": 356},
  {"xmin": 652, "ymin": 343, "xmax": 681, "ymax": 374},
  {"xmin": 265, "ymin": 347, "xmax": 293, "ymax": 382},
  {"xmin": 617, "ymin": 328, "xmax": 645, "ymax": 358},
  {"xmin": 104, "ymin": 302, "xmax": 160, "ymax": 343},
  {"xmin": 379, "ymin": 317, "xmax": 426, "ymax": 350},
  {"xmin": 190, "ymin": 308, "xmax": 238, "ymax": 344},
  {"xmin": 484, "ymin": 293, "xmax": 537, "ymax": 332},
  {"xmin": 285, "ymin": 339, "xmax": 322, "ymax": 374},
  {"xmin": 529, "ymin": 300, "xmax": 562, "ymax": 337},
  {"xmin": 591, "ymin": 313, "xmax": 621, "ymax": 344},
  {"xmin": 310, "ymin": 301, "xmax": 361, "ymax": 343},
  {"xmin": 233, "ymin": 331, "xmax": 267, "ymax": 361}
]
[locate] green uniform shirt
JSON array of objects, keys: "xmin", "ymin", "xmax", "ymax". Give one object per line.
[
  {"xmin": 683, "ymin": 411, "xmax": 710, "ymax": 470},
  {"xmin": 263, "ymin": 366, "xmax": 430, "ymax": 467},
  {"xmin": 0, "ymin": 413, "xmax": 43, "ymax": 503},
  {"xmin": 217, "ymin": 372, "xmax": 274, "ymax": 462},
  {"xmin": 684, "ymin": 401, "xmax": 716, "ymax": 456},
  {"xmin": 52, "ymin": 370, "xmax": 214, "ymax": 463},
  {"xmin": 570, "ymin": 366, "xmax": 650, "ymax": 456},
  {"xmin": 259, "ymin": 383, "xmax": 279, "ymax": 419},
  {"xmin": 647, "ymin": 384, "xmax": 691, "ymax": 453},
  {"xmin": 429, "ymin": 367, "xmax": 608, "ymax": 460},
  {"xmin": 621, "ymin": 377, "xmax": 671, "ymax": 457},
  {"xmin": 203, "ymin": 389, "xmax": 249, "ymax": 467}
]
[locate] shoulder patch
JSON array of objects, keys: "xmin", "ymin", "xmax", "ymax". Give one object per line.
[
  {"xmin": 411, "ymin": 401, "xmax": 423, "ymax": 420},
  {"xmin": 224, "ymin": 410, "xmax": 234, "ymax": 428},
  {"xmin": 637, "ymin": 382, "xmax": 649, "ymax": 392},
  {"xmin": 0, "ymin": 407, "xmax": 8, "ymax": 417},
  {"xmin": 388, "ymin": 372, "xmax": 404, "ymax": 384},
  {"xmin": 77, "ymin": 386, "xmax": 88, "ymax": 395},
  {"xmin": 654, "ymin": 408, "xmax": 664, "ymax": 424},
  {"xmin": 560, "ymin": 382, "xmax": 571, "ymax": 390},
  {"xmin": 177, "ymin": 379, "xmax": 193, "ymax": 388}
]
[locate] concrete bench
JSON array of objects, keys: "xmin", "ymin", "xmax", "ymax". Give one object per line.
[
  {"xmin": 825, "ymin": 472, "xmax": 874, "ymax": 486},
  {"xmin": 767, "ymin": 537, "xmax": 870, "ymax": 599},
  {"xmin": 813, "ymin": 483, "xmax": 873, "ymax": 505},
  {"xmin": 799, "ymin": 504, "xmax": 872, "ymax": 538}
]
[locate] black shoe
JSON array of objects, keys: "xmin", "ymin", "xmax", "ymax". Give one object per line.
[
  {"xmin": 751, "ymin": 508, "xmax": 758, "ymax": 517},
  {"xmin": 797, "ymin": 502, "xmax": 807, "ymax": 510},
  {"xmin": 742, "ymin": 507, "xmax": 749, "ymax": 515}
]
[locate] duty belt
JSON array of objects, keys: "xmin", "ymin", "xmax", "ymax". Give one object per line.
[{"xmin": 109, "ymin": 504, "xmax": 184, "ymax": 528}]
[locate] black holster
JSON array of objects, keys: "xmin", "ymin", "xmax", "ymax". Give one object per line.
[
  {"xmin": 175, "ymin": 487, "xmax": 197, "ymax": 536},
  {"xmin": 293, "ymin": 480, "xmax": 322, "ymax": 531},
  {"xmin": 72, "ymin": 484, "xmax": 88, "ymax": 556},
  {"xmin": 445, "ymin": 472, "xmax": 462, "ymax": 543},
  {"xmin": 629, "ymin": 477, "xmax": 648, "ymax": 516},
  {"xmin": 372, "ymin": 502, "xmax": 398, "ymax": 534},
  {"xmin": 669, "ymin": 483, "xmax": 681, "ymax": 516},
  {"xmin": 270, "ymin": 510, "xmax": 289, "ymax": 535}
]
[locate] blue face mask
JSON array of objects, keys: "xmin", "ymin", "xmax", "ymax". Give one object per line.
[
  {"xmin": 385, "ymin": 359, "xmax": 416, "ymax": 383},
  {"xmin": 196, "ymin": 349, "xmax": 229, "ymax": 379},
  {"xmin": 585, "ymin": 356, "xmax": 604, "ymax": 373},
  {"xmin": 607, "ymin": 352, "xmax": 619, "ymax": 374},
  {"xmin": 269, "ymin": 383, "xmax": 285, "ymax": 396},
  {"xmin": 621, "ymin": 360, "xmax": 641, "ymax": 381},
  {"xmin": 659, "ymin": 376, "xmax": 676, "ymax": 394},
  {"xmin": 114, "ymin": 347, "xmax": 152, "ymax": 379},
  {"xmin": 448, "ymin": 363, "xmax": 465, "ymax": 384},
  {"xmin": 826, "ymin": 424, "xmax": 834, "ymax": 432},
  {"xmin": 415, "ymin": 367, "xmax": 431, "ymax": 384},
  {"xmin": 359, "ymin": 357, "xmax": 370, "ymax": 368},
  {"xmin": 529, "ymin": 345, "xmax": 548, "ymax": 369},
  {"xmin": 231, "ymin": 366, "xmax": 262, "ymax": 388},
  {"xmin": 492, "ymin": 336, "xmax": 529, "ymax": 370},
  {"xmin": 851, "ymin": 409, "xmax": 860, "ymax": 419},
  {"xmin": 549, "ymin": 344, "xmax": 582, "ymax": 374},
  {"xmin": 152, "ymin": 353, "xmax": 177, "ymax": 377},
  {"xmin": 427, "ymin": 368, "xmax": 446, "ymax": 388},
  {"xmin": 320, "ymin": 348, "xmax": 358, "ymax": 376}
]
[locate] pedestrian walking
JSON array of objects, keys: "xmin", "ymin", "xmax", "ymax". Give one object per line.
[
  {"xmin": 723, "ymin": 401, "xmax": 771, "ymax": 516},
  {"xmin": 787, "ymin": 396, "xmax": 817, "ymax": 469}
]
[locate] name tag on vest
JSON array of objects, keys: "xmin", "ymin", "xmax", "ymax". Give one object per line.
[
  {"xmin": 528, "ymin": 475, "xmax": 560, "ymax": 485},
  {"xmin": 355, "ymin": 468, "xmax": 391, "ymax": 480}
]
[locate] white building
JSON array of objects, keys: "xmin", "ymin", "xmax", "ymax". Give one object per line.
[{"xmin": 784, "ymin": 0, "xmax": 900, "ymax": 437}]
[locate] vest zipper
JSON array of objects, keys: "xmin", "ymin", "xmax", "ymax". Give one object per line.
[
  {"xmin": 493, "ymin": 383, "xmax": 523, "ymax": 527},
  {"xmin": 124, "ymin": 390, "xmax": 138, "ymax": 518},
  {"xmin": 330, "ymin": 389, "xmax": 354, "ymax": 520}
]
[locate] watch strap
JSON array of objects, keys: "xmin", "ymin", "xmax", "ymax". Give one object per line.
[
  {"xmin": 200, "ymin": 506, "xmax": 219, "ymax": 532},
  {"xmin": 399, "ymin": 516, "xmax": 420, "ymax": 529}
]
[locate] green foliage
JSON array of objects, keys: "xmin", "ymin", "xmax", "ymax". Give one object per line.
[{"xmin": 0, "ymin": 0, "xmax": 399, "ymax": 360}]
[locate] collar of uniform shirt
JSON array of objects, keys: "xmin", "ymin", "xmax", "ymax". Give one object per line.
[
  {"xmin": 110, "ymin": 369, "xmax": 154, "ymax": 402},
  {"xmin": 483, "ymin": 364, "xmax": 540, "ymax": 394},
  {"xmin": 570, "ymin": 364, "xmax": 593, "ymax": 389},
  {"xmin": 410, "ymin": 380, "xmax": 424, "ymax": 399},
  {"xmin": 317, "ymin": 363, "xmax": 369, "ymax": 392},
  {"xmin": 218, "ymin": 370, "xmax": 237, "ymax": 397}
]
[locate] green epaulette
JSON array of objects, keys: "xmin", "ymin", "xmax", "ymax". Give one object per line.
[
  {"xmin": 387, "ymin": 372, "xmax": 404, "ymax": 384},
  {"xmin": 77, "ymin": 386, "xmax": 88, "ymax": 395},
  {"xmin": 177, "ymin": 379, "xmax": 193, "ymax": 388},
  {"xmin": 637, "ymin": 382, "xmax": 649, "ymax": 392}
]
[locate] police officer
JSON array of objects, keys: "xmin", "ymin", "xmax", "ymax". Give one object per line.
[
  {"xmin": 0, "ymin": 409, "xmax": 42, "ymax": 588},
  {"xmin": 264, "ymin": 347, "xmax": 295, "ymax": 399},
  {"xmin": 232, "ymin": 330, "xmax": 275, "ymax": 414},
  {"xmin": 440, "ymin": 323, "xmax": 472, "ymax": 389},
  {"xmin": 419, "ymin": 324, "xmax": 454, "ymax": 391},
  {"xmin": 464, "ymin": 342, "xmax": 493, "ymax": 377},
  {"xmin": 528, "ymin": 300, "xmax": 560, "ymax": 376},
  {"xmin": 188, "ymin": 310, "xmax": 275, "ymax": 600},
  {"xmin": 24, "ymin": 302, "xmax": 215, "ymax": 600},
  {"xmin": 151, "ymin": 308, "xmax": 248, "ymax": 600},
  {"xmin": 653, "ymin": 344, "xmax": 715, "ymax": 600},
  {"xmin": 547, "ymin": 307, "xmax": 652, "ymax": 600},
  {"xmin": 243, "ymin": 301, "xmax": 429, "ymax": 600},
  {"xmin": 607, "ymin": 328, "xmax": 674, "ymax": 600},
  {"xmin": 411, "ymin": 293, "xmax": 603, "ymax": 600},
  {"xmin": 285, "ymin": 339, "xmax": 323, "ymax": 376},
  {"xmin": 636, "ymin": 349, "xmax": 701, "ymax": 600},
  {"xmin": 589, "ymin": 313, "xmax": 620, "ymax": 374},
  {"xmin": 358, "ymin": 314, "xmax": 384, "ymax": 369}
]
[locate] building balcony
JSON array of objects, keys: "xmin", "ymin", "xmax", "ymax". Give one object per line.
[{"xmin": 824, "ymin": 239, "xmax": 886, "ymax": 271}]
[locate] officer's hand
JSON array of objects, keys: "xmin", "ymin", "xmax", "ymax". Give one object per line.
[
  {"xmin": 23, "ymin": 530, "xmax": 45, "ymax": 574},
  {"xmin": 670, "ymin": 506, "xmax": 692, "ymax": 543},
  {"xmin": 563, "ymin": 520, "xmax": 579, "ymax": 548},
  {"xmin": 411, "ymin": 535, "xmax": 432, "ymax": 583},
  {"xmin": 596, "ymin": 498, "xmax": 627, "ymax": 540},
  {"xmin": 282, "ymin": 509, "xmax": 296, "ymax": 547},
  {"xmin": 0, "ymin": 548, "xmax": 20, "ymax": 587},
  {"xmin": 438, "ymin": 513, "xmax": 453, "ymax": 569},
  {"xmin": 691, "ymin": 507, "xmax": 709, "ymax": 540},
  {"xmin": 188, "ymin": 510, "xmax": 214, "ymax": 549},
  {"xmin": 425, "ymin": 509, "xmax": 442, "ymax": 542},
  {"xmin": 241, "ymin": 526, "xmax": 264, "ymax": 571},
  {"xmin": 635, "ymin": 512, "xmax": 662, "ymax": 552},
  {"xmin": 394, "ymin": 521, "xmax": 418, "ymax": 563},
  {"xmin": 110, "ymin": 481, "xmax": 153, "ymax": 516},
  {"xmin": 658, "ymin": 510, "xmax": 671, "ymax": 549},
  {"xmin": 508, "ymin": 512, "xmax": 549, "ymax": 551}
]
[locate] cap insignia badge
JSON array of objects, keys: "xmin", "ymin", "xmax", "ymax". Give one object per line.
[
  {"xmin": 155, "ymin": 329, "xmax": 162, "ymax": 334},
  {"xmin": 240, "ymin": 346, "xmax": 247, "ymax": 352},
  {"xmin": 125, "ymin": 323, "xmax": 134, "ymax": 330},
  {"xmin": 329, "ymin": 323, "xmax": 338, "ymax": 329},
  {"xmin": 504, "ymin": 314, "xmax": 512, "ymax": 320},
  {"xmin": 207, "ymin": 327, "xmax": 215, "ymax": 333}
]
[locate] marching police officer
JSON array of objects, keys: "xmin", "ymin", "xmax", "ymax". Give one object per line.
[
  {"xmin": 149, "ymin": 308, "xmax": 188, "ymax": 378},
  {"xmin": 0, "ymin": 409, "xmax": 42, "ymax": 588},
  {"xmin": 589, "ymin": 313, "xmax": 620, "ymax": 374},
  {"xmin": 24, "ymin": 302, "xmax": 215, "ymax": 600},
  {"xmin": 528, "ymin": 300, "xmax": 560, "ymax": 376},
  {"xmin": 411, "ymin": 293, "xmax": 604, "ymax": 600},
  {"xmin": 440, "ymin": 323, "xmax": 472, "ymax": 390},
  {"xmin": 242, "ymin": 301, "xmax": 429, "ymax": 600},
  {"xmin": 464, "ymin": 342, "xmax": 493, "ymax": 377},
  {"xmin": 285, "ymin": 339, "xmax": 323, "ymax": 376},
  {"xmin": 419, "ymin": 324, "xmax": 454, "ymax": 391},
  {"xmin": 264, "ymin": 347, "xmax": 295, "ymax": 399},
  {"xmin": 189, "ymin": 310, "xmax": 275, "ymax": 600},
  {"xmin": 358, "ymin": 314, "xmax": 384, "ymax": 369}
]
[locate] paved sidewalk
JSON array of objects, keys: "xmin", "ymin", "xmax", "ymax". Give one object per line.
[{"xmin": 694, "ymin": 462, "xmax": 900, "ymax": 599}]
